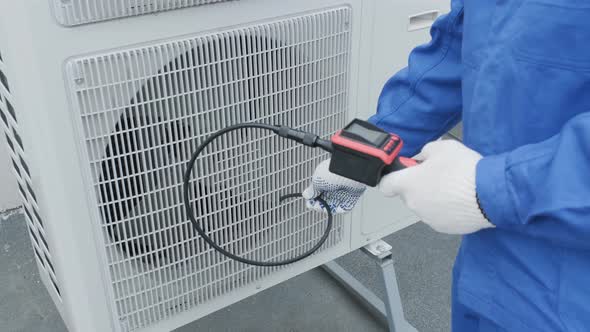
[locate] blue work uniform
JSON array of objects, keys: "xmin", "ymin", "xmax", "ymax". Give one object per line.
[{"xmin": 369, "ymin": 1, "xmax": 590, "ymax": 331}]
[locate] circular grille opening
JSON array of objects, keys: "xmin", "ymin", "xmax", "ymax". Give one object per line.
[{"xmin": 99, "ymin": 35, "xmax": 311, "ymax": 267}]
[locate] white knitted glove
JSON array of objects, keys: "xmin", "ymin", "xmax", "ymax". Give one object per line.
[
  {"xmin": 378, "ymin": 140, "xmax": 494, "ymax": 235},
  {"xmin": 302, "ymin": 159, "xmax": 367, "ymax": 214}
]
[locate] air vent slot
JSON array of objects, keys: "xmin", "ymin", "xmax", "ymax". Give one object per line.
[
  {"xmin": 33, "ymin": 208, "xmax": 44, "ymax": 227},
  {"xmin": 0, "ymin": 69, "xmax": 9, "ymax": 92},
  {"xmin": 0, "ymin": 107, "xmax": 7, "ymax": 126},
  {"xmin": 38, "ymin": 231, "xmax": 49, "ymax": 250},
  {"xmin": 5, "ymin": 133, "xmax": 13, "ymax": 151},
  {"xmin": 11, "ymin": 159, "xmax": 21, "ymax": 177},
  {"xmin": 5, "ymin": 100, "xmax": 15, "ymax": 122},
  {"xmin": 53, "ymin": 0, "xmax": 235, "ymax": 26},
  {"xmin": 24, "ymin": 206, "xmax": 34, "ymax": 224},
  {"xmin": 50, "ymin": 276, "xmax": 61, "ymax": 297},
  {"xmin": 19, "ymin": 155, "xmax": 30, "ymax": 177},
  {"xmin": 12, "ymin": 128, "xmax": 22, "ymax": 149},
  {"xmin": 26, "ymin": 182, "xmax": 37, "ymax": 203},
  {"xmin": 66, "ymin": 7, "xmax": 352, "ymax": 330},
  {"xmin": 17, "ymin": 183, "xmax": 26, "ymax": 198},
  {"xmin": 29, "ymin": 226, "xmax": 39, "ymax": 246},
  {"xmin": 34, "ymin": 247, "xmax": 44, "ymax": 266},
  {"xmin": 44, "ymin": 252, "xmax": 56, "ymax": 274}
]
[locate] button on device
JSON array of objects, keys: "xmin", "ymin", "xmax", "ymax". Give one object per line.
[
  {"xmin": 384, "ymin": 140, "xmax": 394, "ymax": 152},
  {"xmin": 385, "ymin": 139, "xmax": 398, "ymax": 153}
]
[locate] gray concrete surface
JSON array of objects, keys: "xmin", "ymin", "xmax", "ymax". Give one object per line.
[{"xmin": 0, "ymin": 212, "xmax": 460, "ymax": 332}]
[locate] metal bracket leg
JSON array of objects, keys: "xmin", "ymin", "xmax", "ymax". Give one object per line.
[{"xmin": 322, "ymin": 240, "xmax": 418, "ymax": 332}]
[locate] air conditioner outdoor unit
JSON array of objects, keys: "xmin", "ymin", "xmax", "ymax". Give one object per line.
[{"xmin": 0, "ymin": 1, "xmax": 445, "ymax": 331}]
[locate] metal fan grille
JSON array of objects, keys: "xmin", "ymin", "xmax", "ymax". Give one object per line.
[
  {"xmin": 52, "ymin": 0, "xmax": 234, "ymax": 26},
  {"xmin": 66, "ymin": 7, "xmax": 351, "ymax": 330}
]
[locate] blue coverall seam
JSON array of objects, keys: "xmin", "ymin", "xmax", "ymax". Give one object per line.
[
  {"xmin": 476, "ymin": 155, "xmax": 522, "ymax": 229},
  {"xmin": 505, "ymin": 112, "xmax": 590, "ymax": 170},
  {"xmin": 373, "ymin": 26, "xmax": 456, "ymax": 125},
  {"xmin": 460, "ymin": 287, "xmax": 531, "ymax": 329},
  {"xmin": 502, "ymin": 168, "xmax": 522, "ymax": 229},
  {"xmin": 464, "ymin": 285, "xmax": 565, "ymax": 332},
  {"xmin": 527, "ymin": 1, "xmax": 590, "ymax": 10},
  {"xmin": 504, "ymin": 151, "xmax": 555, "ymax": 170},
  {"xmin": 506, "ymin": 181, "xmax": 526, "ymax": 227},
  {"xmin": 503, "ymin": 152, "xmax": 553, "ymax": 225},
  {"xmin": 373, "ymin": 7, "xmax": 464, "ymax": 129},
  {"xmin": 514, "ymin": 54, "xmax": 590, "ymax": 72},
  {"xmin": 496, "ymin": 113, "xmax": 590, "ymax": 231}
]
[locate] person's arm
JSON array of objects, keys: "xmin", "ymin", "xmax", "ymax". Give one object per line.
[
  {"xmin": 303, "ymin": 0, "xmax": 464, "ymax": 214},
  {"xmin": 370, "ymin": 0, "xmax": 464, "ymax": 157},
  {"xmin": 478, "ymin": 112, "xmax": 590, "ymax": 250},
  {"xmin": 378, "ymin": 113, "xmax": 590, "ymax": 239}
]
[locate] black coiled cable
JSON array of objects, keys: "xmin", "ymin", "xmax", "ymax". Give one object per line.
[{"xmin": 183, "ymin": 123, "xmax": 333, "ymax": 267}]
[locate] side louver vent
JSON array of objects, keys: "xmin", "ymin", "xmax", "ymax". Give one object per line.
[
  {"xmin": 66, "ymin": 7, "xmax": 352, "ymax": 331},
  {"xmin": 52, "ymin": 0, "xmax": 235, "ymax": 26},
  {"xmin": 0, "ymin": 51, "xmax": 62, "ymax": 300}
]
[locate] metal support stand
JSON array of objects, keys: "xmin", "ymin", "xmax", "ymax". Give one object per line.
[{"xmin": 322, "ymin": 240, "xmax": 418, "ymax": 332}]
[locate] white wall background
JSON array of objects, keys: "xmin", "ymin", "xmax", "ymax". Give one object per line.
[{"xmin": 0, "ymin": 141, "xmax": 20, "ymax": 211}]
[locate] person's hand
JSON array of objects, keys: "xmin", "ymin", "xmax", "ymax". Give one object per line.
[
  {"xmin": 302, "ymin": 159, "xmax": 367, "ymax": 214},
  {"xmin": 379, "ymin": 140, "xmax": 494, "ymax": 234}
]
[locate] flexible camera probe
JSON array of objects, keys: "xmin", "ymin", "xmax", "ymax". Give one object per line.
[{"xmin": 183, "ymin": 119, "xmax": 416, "ymax": 267}]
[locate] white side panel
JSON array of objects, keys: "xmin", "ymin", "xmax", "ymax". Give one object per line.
[
  {"xmin": 0, "ymin": 24, "xmax": 70, "ymax": 330},
  {"xmin": 0, "ymin": 49, "xmax": 20, "ymax": 212}
]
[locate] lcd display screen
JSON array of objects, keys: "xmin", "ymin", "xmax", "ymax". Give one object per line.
[{"xmin": 345, "ymin": 122, "xmax": 389, "ymax": 146}]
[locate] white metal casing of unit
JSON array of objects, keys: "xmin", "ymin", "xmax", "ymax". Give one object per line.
[
  {"xmin": 0, "ymin": 1, "xmax": 447, "ymax": 331},
  {"xmin": 51, "ymin": 0, "xmax": 235, "ymax": 26}
]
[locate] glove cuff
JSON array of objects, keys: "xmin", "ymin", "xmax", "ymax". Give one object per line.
[
  {"xmin": 436, "ymin": 156, "xmax": 495, "ymax": 233},
  {"xmin": 476, "ymin": 192, "xmax": 491, "ymax": 222}
]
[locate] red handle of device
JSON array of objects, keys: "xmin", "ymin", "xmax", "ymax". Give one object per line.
[
  {"xmin": 384, "ymin": 156, "xmax": 419, "ymax": 174},
  {"xmin": 398, "ymin": 157, "xmax": 419, "ymax": 168}
]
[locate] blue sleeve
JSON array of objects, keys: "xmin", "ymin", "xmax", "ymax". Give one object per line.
[
  {"xmin": 369, "ymin": 0, "xmax": 464, "ymax": 157},
  {"xmin": 477, "ymin": 113, "xmax": 590, "ymax": 250}
]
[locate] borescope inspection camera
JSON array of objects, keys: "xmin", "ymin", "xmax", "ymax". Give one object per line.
[{"xmin": 183, "ymin": 119, "xmax": 418, "ymax": 266}]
